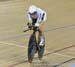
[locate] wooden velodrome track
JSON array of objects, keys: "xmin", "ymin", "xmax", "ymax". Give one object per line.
[{"xmin": 0, "ymin": 0, "xmax": 75, "ymax": 67}]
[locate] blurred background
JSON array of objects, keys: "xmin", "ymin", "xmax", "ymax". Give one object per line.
[{"xmin": 0, "ymin": 0, "xmax": 75, "ymax": 67}]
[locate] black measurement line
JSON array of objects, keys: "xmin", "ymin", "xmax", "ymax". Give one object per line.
[
  {"xmin": 53, "ymin": 58, "xmax": 75, "ymax": 67},
  {"xmin": 9, "ymin": 45, "xmax": 75, "ymax": 67},
  {"xmin": 44, "ymin": 45, "xmax": 75, "ymax": 56}
]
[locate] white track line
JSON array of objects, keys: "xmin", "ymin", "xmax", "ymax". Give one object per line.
[
  {"xmin": 45, "ymin": 50, "xmax": 75, "ymax": 58},
  {"xmin": 53, "ymin": 53, "xmax": 75, "ymax": 58},
  {"xmin": 0, "ymin": 41, "xmax": 74, "ymax": 58},
  {"xmin": 0, "ymin": 41, "xmax": 26, "ymax": 48}
]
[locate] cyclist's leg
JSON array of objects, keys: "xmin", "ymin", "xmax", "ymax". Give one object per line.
[
  {"xmin": 38, "ymin": 24, "xmax": 45, "ymax": 46},
  {"xmin": 38, "ymin": 13, "xmax": 46, "ymax": 46}
]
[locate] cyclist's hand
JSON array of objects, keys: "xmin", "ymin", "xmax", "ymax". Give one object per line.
[
  {"xmin": 27, "ymin": 23, "xmax": 33, "ymax": 29},
  {"xmin": 32, "ymin": 26, "xmax": 39, "ymax": 31},
  {"xmin": 27, "ymin": 23, "xmax": 39, "ymax": 30}
]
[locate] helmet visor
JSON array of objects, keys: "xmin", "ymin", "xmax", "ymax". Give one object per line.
[{"xmin": 29, "ymin": 11, "xmax": 37, "ymax": 15}]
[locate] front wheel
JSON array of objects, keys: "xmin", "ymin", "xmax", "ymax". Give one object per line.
[
  {"xmin": 28, "ymin": 34, "xmax": 36, "ymax": 63},
  {"xmin": 28, "ymin": 45, "xmax": 36, "ymax": 63}
]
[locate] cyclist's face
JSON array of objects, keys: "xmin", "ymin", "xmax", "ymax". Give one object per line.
[
  {"xmin": 29, "ymin": 12, "xmax": 37, "ymax": 19},
  {"xmin": 31, "ymin": 14, "xmax": 37, "ymax": 19}
]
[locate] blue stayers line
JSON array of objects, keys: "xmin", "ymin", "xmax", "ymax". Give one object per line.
[{"xmin": 70, "ymin": 64, "xmax": 75, "ymax": 67}]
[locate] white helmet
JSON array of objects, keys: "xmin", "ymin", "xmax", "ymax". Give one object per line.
[{"xmin": 28, "ymin": 5, "xmax": 37, "ymax": 14}]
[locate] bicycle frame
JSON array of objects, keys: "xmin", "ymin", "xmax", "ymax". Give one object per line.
[
  {"xmin": 26, "ymin": 27, "xmax": 45, "ymax": 63},
  {"xmin": 28, "ymin": 28, "xmax": 39, "ymax": 63}
]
